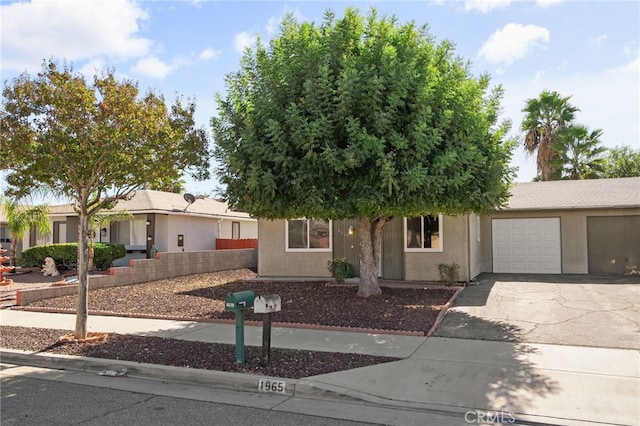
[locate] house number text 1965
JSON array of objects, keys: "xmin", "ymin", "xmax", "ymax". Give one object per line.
[{"xmin": 257, "ymin": 379, "xmax": 286, "ymax": 393}]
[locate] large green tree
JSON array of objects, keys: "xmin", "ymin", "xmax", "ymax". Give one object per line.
[
  {"xmin": 0, "ymin": 197, "xmax": 51, "ymax": 267},
  {"xmin": 521, "ymin": 90, "xmax": 579, "ymax": 181},
  {"xmin": 600, "ymin": 146, "xmax": 640, "ymax": 178},
  {"xmin": 1, "ymin": 60, "xmax": 211, "ymax": 338},
  {"xmin": 212, "ymin": 8, "xmax": 514, "ymax": 297},
  {"xmin": 551, "ymin": 125, "xmax": 607, "ymax": 180}
]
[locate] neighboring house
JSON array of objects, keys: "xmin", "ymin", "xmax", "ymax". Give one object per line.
[
  {"xmin": 2, "ymin": 190, "xmax": 257, "ymax": 266},
  {"xmin": 258, "ymin": 177, "xmax": 640, "ymax": 280}
]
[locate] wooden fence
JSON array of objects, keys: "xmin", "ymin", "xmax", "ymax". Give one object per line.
[{"xmin": 216, "ymin": 239, "xmax": 258, "ymax": 250}]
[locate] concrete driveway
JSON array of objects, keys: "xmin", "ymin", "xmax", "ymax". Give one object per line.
[{"xmin": 435, "ymin": 273, "xmax": 640, "ymax": 349}]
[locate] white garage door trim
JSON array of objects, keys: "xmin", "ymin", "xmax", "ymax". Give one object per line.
[{"xmin": 492, "ymin": 218, "xmax": 562, "ymax": 274}]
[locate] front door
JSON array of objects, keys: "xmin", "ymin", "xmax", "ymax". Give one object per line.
[
  {"xmin": 332, "ymin": 220, "xmax": 360, "ymax": 277},
  {"xmin": 382, "ymin": 218, "xmax": 404, "ymax": 280}
]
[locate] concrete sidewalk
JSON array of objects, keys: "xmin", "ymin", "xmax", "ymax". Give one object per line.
[{"xmin": 2, "ymin": 310, "xmax": 639, "ymax": 426}]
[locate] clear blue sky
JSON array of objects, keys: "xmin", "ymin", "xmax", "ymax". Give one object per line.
[{"xmin": 2, "ymin": 0, "xmax": 638, "ymax": 199}]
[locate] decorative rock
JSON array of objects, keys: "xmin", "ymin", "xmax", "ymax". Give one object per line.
[{"xmin": 58, "ymin": 332, "xmax": 109, "ymax": 344}]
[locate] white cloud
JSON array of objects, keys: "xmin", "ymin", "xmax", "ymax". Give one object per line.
[
  {"xmin": 465, "ymin": 0, "xmax": 511, "ymax": 14},
  {"xmin": 536, "ymin": 0, "xmax": 563, "ymax": 7},
  {"xmin": 609, "ymin": 55, "xmax": 639, "ymax": 74},
  {"xmin": 622, "ymin": 46, "xmax": 639, "ymax": 61},
  {"xmin": 533, "ymin": 70, "xmax": 547, "ymax": 83},
  {"xmin": 590, "ymin": 34, "xmax": 608, "ymax": 46},
  {"xmin": 78, "ymin": 58, "xmax": 106, "ymax": 77},
  {"xmin": 0, "ymin": 0, "xmax": 151, "ymax": 73},
  {"xmin": 478, "ymin": 23, "xmax": 550, "ymax": 65},
  {"xmin": 234, "ymin": 32, "xmax": 256, "ymax": 53},
  {"xmin": 198, "ymin": 48, "xmax": 220, "ymax": 61},
  {"xmin": 266, "ymin": 16, "xmax": 280, "ymax": 35},
  {"xmin": 265, "ymin": 8, "xmax": 304, "ymax": 35},
  {"xmin": 131, "ymin": 54, "xmax": 195, "ymax": 79},
  {"xmin": 131, "ymin": 56, "xmax": 174, "ymax": 79}
]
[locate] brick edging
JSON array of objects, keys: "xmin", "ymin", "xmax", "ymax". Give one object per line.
[{"xmin": 425, "ymin": 286, "xmax": 465, "ymax": 337}]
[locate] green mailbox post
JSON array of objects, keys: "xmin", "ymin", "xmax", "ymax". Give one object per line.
[{"xmin": 224, "ymin": 290, "xmax": 255, "ymax": 364}]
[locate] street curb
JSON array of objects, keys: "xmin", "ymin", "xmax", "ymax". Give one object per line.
[
  {"xmin": 0, "ymin": 349, "xmax": 291, "ymax": 396},
  {"xmin": 0, "ymin": 348, "xmax": 383, "ymax": 405},
  {"xmin": 0, "ymin": 348, "xmax": 472, "ymax": 418},
  {"xmin": 0, "ymin": 348, "xmax": 455, "ymax": 411},
  {"xmin": 0, "ymin": 349, "xmax": 614, "ymax": 426}
]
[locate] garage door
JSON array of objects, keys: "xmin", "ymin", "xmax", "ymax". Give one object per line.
[
  {"xmin": 587, "ymin": 216, "xmax": 640, "ymax": 275},
  {"xmin": 492, "ymin": 218, "xmax": 561, "ymax": 273}
]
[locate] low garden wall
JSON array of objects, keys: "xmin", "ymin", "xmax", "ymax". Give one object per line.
[{"xmin": 16, "ymin": 249, "xmax": 257, "ymax": 306}]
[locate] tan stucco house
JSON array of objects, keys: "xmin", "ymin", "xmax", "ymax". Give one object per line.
[
  {"xmin": 1, "ymin": 190, "xmax": 257, "ymax": 266},
  {"xmin": 257, "ymin": 177, "xmax": 640, "ymax": 281}
]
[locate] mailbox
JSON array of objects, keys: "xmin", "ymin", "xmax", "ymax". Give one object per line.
[
  {"xmin": 254, "ymin": 294, "xmax": 281, "ymax": 314},
  {"xmin": 225, "ymin": 290, "xmax": 255, "ymax": 312}
]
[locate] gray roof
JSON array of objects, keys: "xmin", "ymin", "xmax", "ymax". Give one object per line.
[
  {"xmin": 48, "ymin": 190, "xmax": 255, "ymax": 220},
  {"xmin": 504, "ymin": 177, "xmax": 640, "ymax": 210}
]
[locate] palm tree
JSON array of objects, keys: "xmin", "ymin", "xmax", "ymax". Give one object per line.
[
  {"xmin": 0, "ymin": 197, "xmax": 51, "ymax": 266},
  {"xmin": 521, "ymin": 90, "xmax": 579, "ymax": 181},
  {"xmin": 551, "ymin": 125, "xmax": 607, "ymax": 180}
]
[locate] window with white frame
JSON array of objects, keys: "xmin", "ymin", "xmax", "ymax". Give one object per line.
[
  {"xmin": 405, "ymin": 215, "xmax": 443, "ymax": 251},
  {"xmin": 286, "ymin": 219, "xmax": 331, "ymax": 251},
  {"xmin": 232, "ymin": 222, "xmax": 240, "ymax": 239}
]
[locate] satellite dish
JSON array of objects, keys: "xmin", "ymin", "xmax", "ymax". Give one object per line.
[{"xmin": 183, "ymin": 193, "xmax": 196, "ymax": 204}]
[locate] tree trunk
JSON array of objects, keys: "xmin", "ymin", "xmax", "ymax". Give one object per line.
[
  {"xmin": 9, "ymin": 238, "xmax": 18, "ymax": 267},
  {"xmin": 88, "ymin": 239, "xmax": 95, "ymax": 272},
  {"xmin": 75, "ymin": 210, "xmax": 90, "ymax": 339},
  {"xmin": 357, "ymin": 217, "xmax": 387, "ymax": 297}
]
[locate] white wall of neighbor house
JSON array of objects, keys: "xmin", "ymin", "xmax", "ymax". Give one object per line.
[
  {"xmin": 217, "ymin": 219, "xmax": 258, "ymax": 239},
  {"xmin": 154, "ymin": 214, "xmax": 169, "ymax": 252},
  {"xmin": 480, "ymin": 208, "xmax": 640, "ymax": 274},
  {"xmin": 166, "ymin": 215, "xmax": 217, "ymax": 252}
]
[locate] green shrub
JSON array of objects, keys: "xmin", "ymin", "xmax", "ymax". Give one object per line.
[
  {"xmin": 327, "ymin": 257, "xmax": 352, "ymax": 283},
  {"xmin": 93, "ymin": 243, "xmax": 126, "ymax": 270},
  {"xmin": 18, "ymin": 243, "xmax": 77, "ymax": 269},
  {"xmin": 437, "ymin": 263, "xmax": 460, "ymax": 285},
  {"xmin": 18, "ymin": 242, "xmax": 126, "ymax": 271}
]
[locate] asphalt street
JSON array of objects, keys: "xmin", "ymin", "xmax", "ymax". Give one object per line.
[{"xmin": 0, "ymin": 364, "xmax": 466, "ymax": 426}]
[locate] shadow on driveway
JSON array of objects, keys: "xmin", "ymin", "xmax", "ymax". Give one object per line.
[{"xmin": 435, "ymin": 273, "xmax": 640, "ymax": 349}]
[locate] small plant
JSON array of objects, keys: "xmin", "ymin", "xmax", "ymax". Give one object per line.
[
  {"xmin": 437, "ymin": 263, "xmax": 460, "ymax": 285},
  {"xmin": 327, "ymin": 257, "xmax": 352, "ymax": 283}
]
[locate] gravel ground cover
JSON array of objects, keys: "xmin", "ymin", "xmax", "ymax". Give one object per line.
[
  {"xmin": 0, "ymin": 326, "xmax": 399, "ymax": 379},
  {"xmin": 14, "ymin": 269, "xmax": 456, "ymax": 334},
  {"xmin": 2, "ymin": 268, "xmax": 458, "ymax": 378}
]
